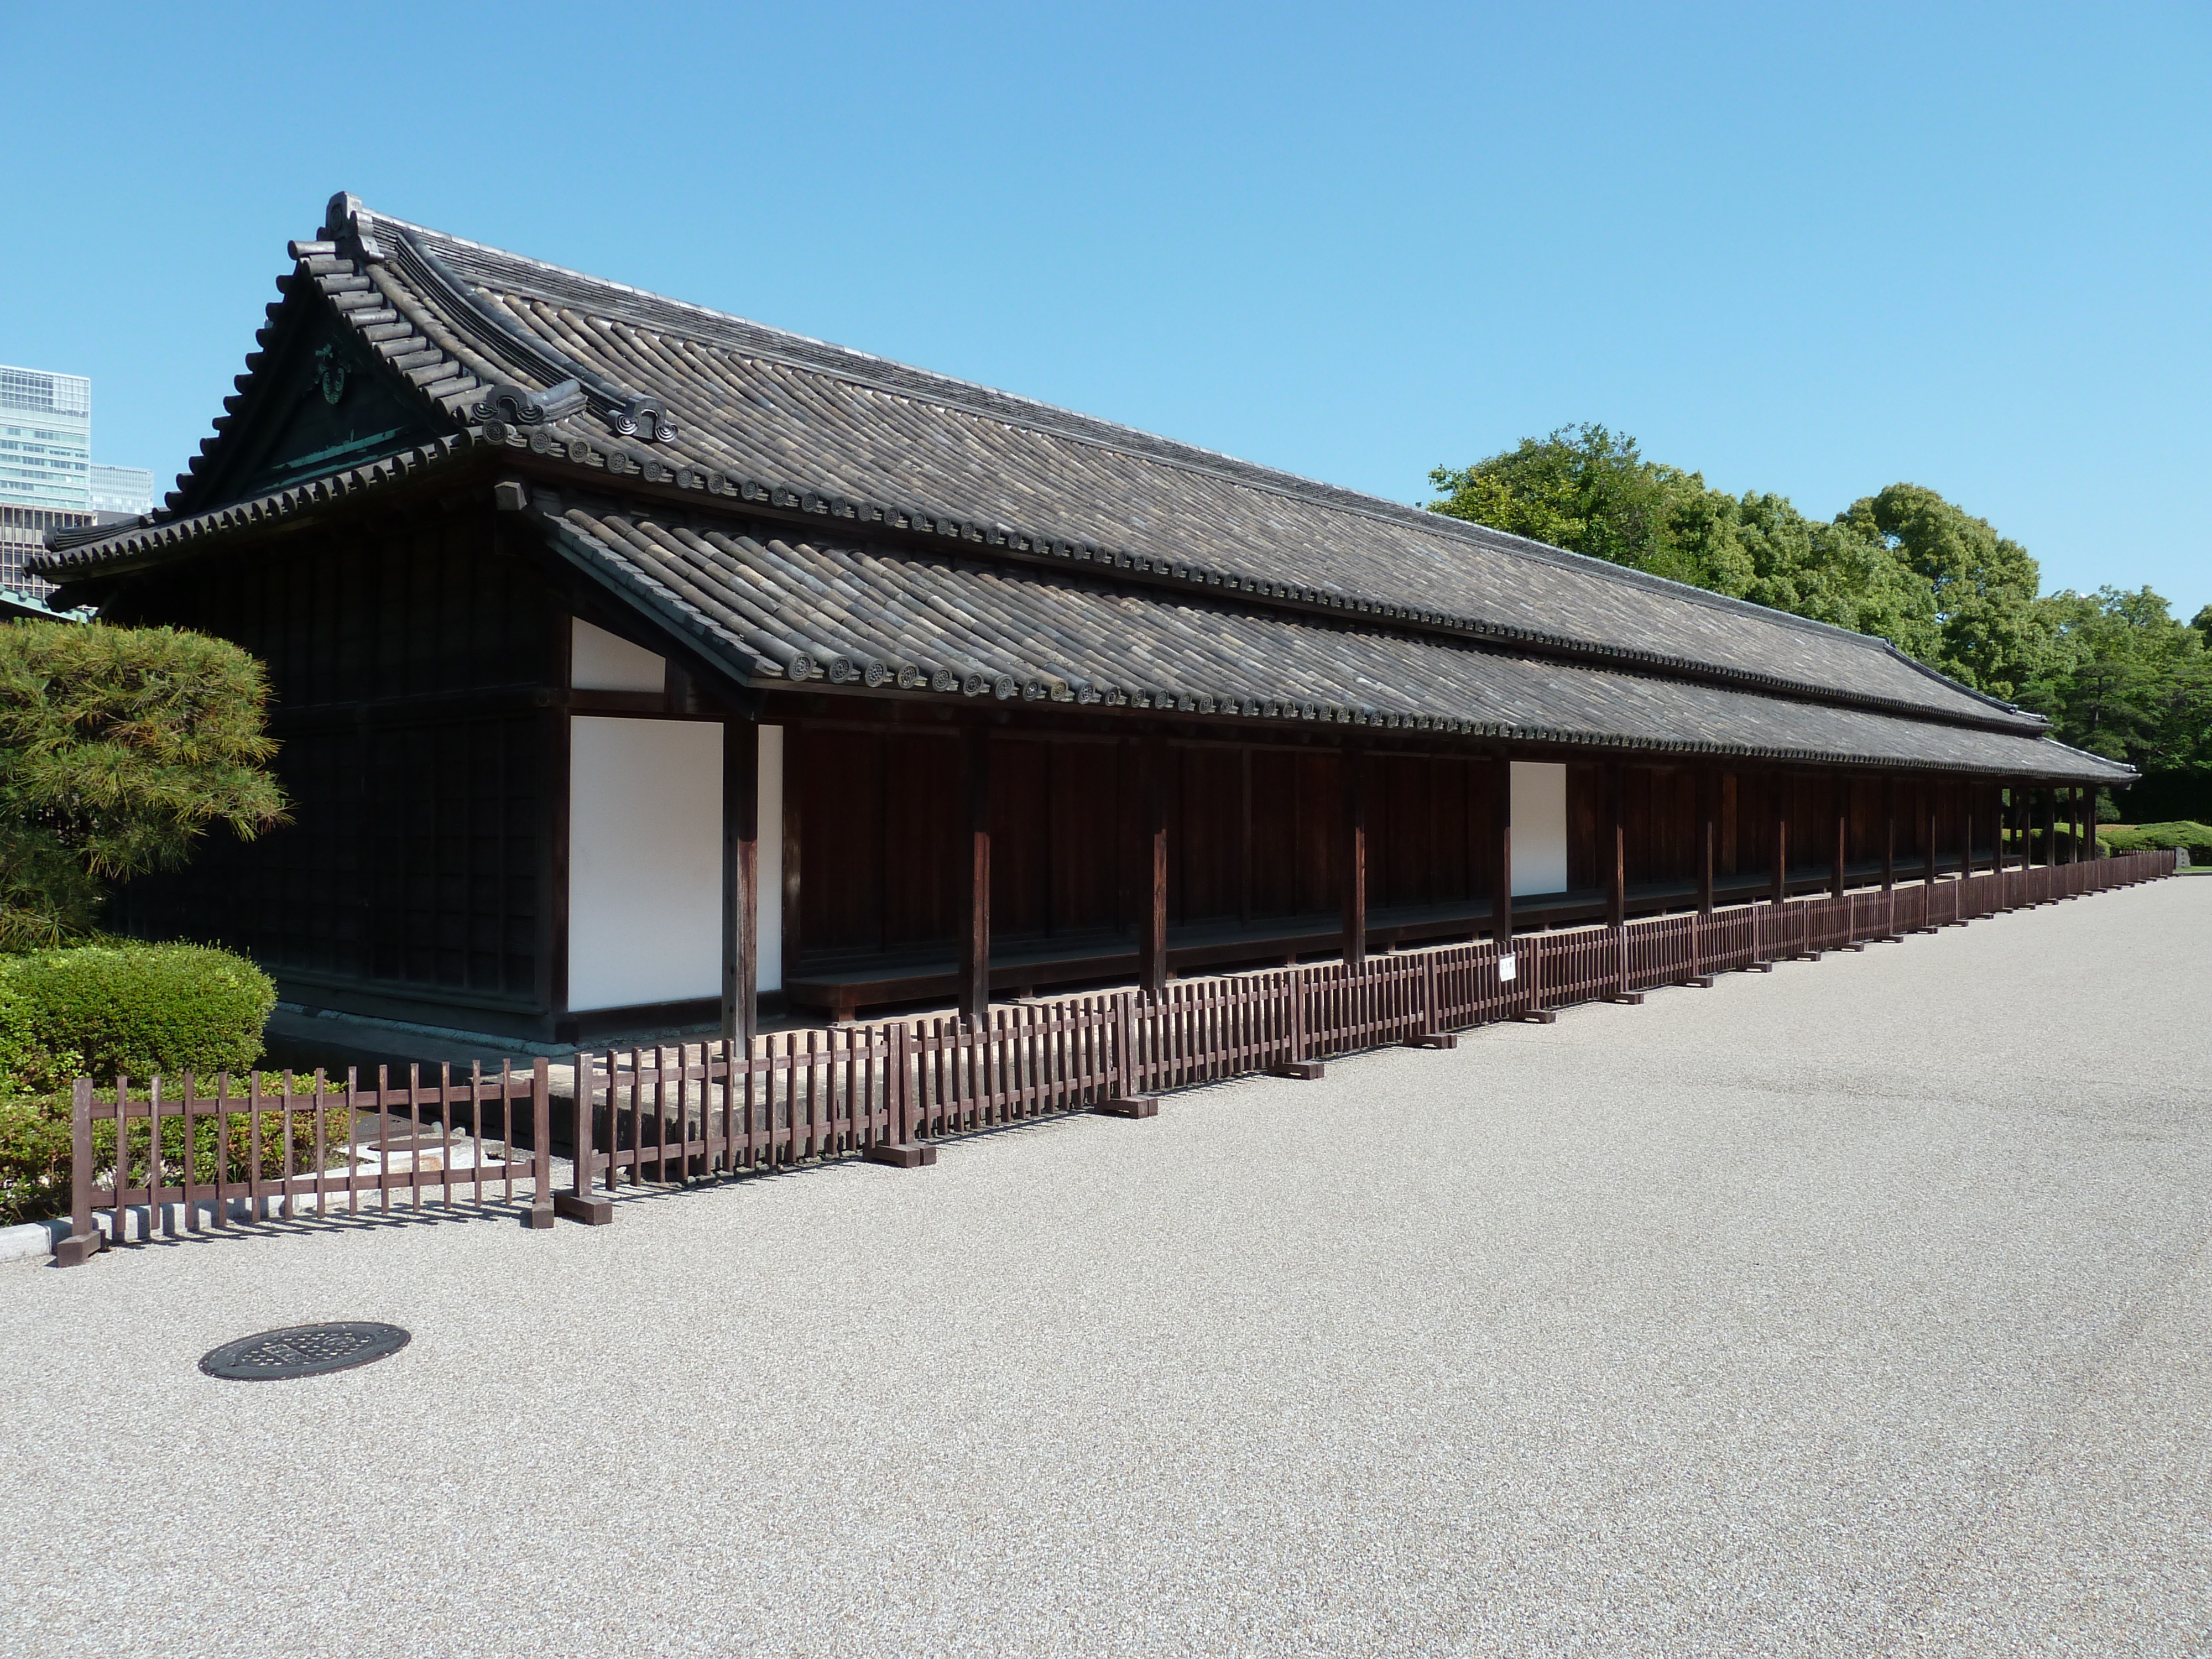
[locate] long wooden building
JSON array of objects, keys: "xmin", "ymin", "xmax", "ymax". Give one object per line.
[{"xmin": 37, "ymin": 194, "xmax": 2132, "ymax": 1048}]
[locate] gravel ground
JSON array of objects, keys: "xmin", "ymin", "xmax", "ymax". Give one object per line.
[{"xmin": 3, "ymin": 880, "xmax": 2208, "ymax": 1658}]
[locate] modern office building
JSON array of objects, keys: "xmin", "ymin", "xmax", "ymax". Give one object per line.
[
  {"xmin": 0, "ymin": 364, "xmax": 148, "ymax": 596},
  {"xmin": 0, "ymin": 364, "xmax": 91, "ymax": 512},
  {"xmin": 90, "ymin": 464, "xmax": 154, "ymax": 520}
]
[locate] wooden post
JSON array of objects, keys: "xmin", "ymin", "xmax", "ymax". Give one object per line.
[
  {"xmin": 54, "ymin": 1077, "xmax": 101, "ymax": 1265},
  {"xmin": 2038, "ymin": 784, "xmax": 2053, "ymax": 869},
  {"xmin": 1605, "ymin": 760, "xmax": 1626, "ymax": 928},
  {"xmin": 1139, "ymin": 735, "xmax": 1168, "ymax": 999},
  {"xmin": 1769, "ymin": 774, "xmax": 1788, "ymax": 905},
  {"xmin": 1341, "ymin": 742, "xmax": 1367, "ymax": 969},
  {"xmin": 720, "ymin": 718, "xmax": 760, "ymax": 1048},
  {"xmin": 958, "ymin": 726, "xmax": 991, "ymax": 1020},
  {"xmin": 1924, "ymin": 786, "xmax": 1939, "ymax": 890},
  {"xmin": 1831, "ymin": 774, "xmax": 1848, "ymax": 900},
  {"xmin": 1961, "ymin": 786, "xmax": 1975, "ymax": 884},
  {"xmin": 1882, "ymin": 776, "xmax": 1896, "ymax": 891},
  {"xmin": 1696, "ymin": 765, "xmax": 1716, "ymax": 917},
  {"xmin": 1490, "ymin": 753, "xmax": 1514, "ymax": 948}
]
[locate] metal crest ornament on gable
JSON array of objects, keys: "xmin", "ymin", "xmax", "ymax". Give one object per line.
[
  {"xmin": 472, "ymin": 378, "xmax": 587, "ymax": 427},
  {"xmin": 312, "ymin": 342, "xmax": 349, "ymax": 405}
]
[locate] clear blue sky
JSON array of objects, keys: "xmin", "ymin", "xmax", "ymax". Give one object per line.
[{"xmin": 4, "ymin": 2, "xmax": 2206, "ymax": 616}]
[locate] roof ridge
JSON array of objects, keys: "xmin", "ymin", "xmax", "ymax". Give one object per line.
[{"xmin": 358, "ymin": 203, "xmax": 1978, "ymax": 680}]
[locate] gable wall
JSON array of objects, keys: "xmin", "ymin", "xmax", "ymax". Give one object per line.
[{"xmin": 107, "ymin": 500, "xmax": 564, "ymax": 1034}]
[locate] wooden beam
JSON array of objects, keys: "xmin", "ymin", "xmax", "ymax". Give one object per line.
[
  {"xmin": 1238, "ymin": 747, "xmax": 1253, "ymax": 925},
  {"xmin": 1491, "ymin": 753, "xmax": 1514, "ymax": 948},
  {"xmin": 958, "ymin": 726, "xmax": 991, "ymax": 1019},
  {"xmin": 1341, "ymin": 742, "xmax": 1367, "ymax": 969},
  {"xmin": 719, "ymin": 718, "xmax": 760, "ymax": 1047},
  {"xmin": 1832, "ymin": 774, "xmax": 1848, "ymax": 900},
  {"xmin": 1605, "ymin": 760, "xmax": 1626, "ymax": 928},
  {"xmin": 1697, "ymin": 765, "xmax": 1716, "ymax": 917},
  {"xmin": 1882, "ymin": 775, "xmax": 1896, "ymax": 892},
  {"xmin": 1140, "ymin": 735, "xmax": 1168, "ymax": 998},
  {"xmin": 1770, "ymin": 774, "xmax": 1788, "ymax": 905}
]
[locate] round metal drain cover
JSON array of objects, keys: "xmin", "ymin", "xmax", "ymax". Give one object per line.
[{"xmin": 199, "ymin": 1321, "xmax": 410, "ymax": 1381}]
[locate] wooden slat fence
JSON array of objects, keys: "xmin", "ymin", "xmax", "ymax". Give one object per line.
[
  {"xmin": 56, "ymin": 1060, "xmax": 554, "ymax": 1264},
  {"xmin": 56, "ymin": 848, "xmax": 2175, "ymax": 1261}
]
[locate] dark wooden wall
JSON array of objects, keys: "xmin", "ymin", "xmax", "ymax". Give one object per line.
[
  {"xmin": 790, "ymin": 736, "xmax": 2015, "ymax": 971},
  {"xmin": 106, "ymin": 502, "xmax": 559, "ymax": 1026}
]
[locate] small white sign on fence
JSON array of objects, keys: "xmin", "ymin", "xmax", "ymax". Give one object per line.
[{"xmin": 1498, "ymin": 953, "xmax": 1517, "ymax": 982}]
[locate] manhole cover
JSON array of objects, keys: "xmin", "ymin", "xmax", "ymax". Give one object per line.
[{"xmin": 199, "ymin": 1321, "xmax": 410, "ymax": 1381}]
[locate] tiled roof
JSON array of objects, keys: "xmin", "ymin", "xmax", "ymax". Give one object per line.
[
  {"xmin": 544, "ymin": 496, "xmax": 2130, "ymax": 781},
  {"xmin": 36, "ymin": 193, "xmax": 2128, "ymax": 782}
]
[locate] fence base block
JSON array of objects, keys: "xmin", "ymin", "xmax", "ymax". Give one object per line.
[
  {"xmin": 1607, "ymin": 992, "xmax": 1646, "ymax": 1005},
  {"xmin": 1682, "ymin": 975, "xmax": 1715, "ymax": 988},
  {"xmin": 1269, "ymin": 1061, "xmax": 1326, "ymax": 1081},
  {"xmin": 554, "ymin": 1193, "xmax": 615, "ymax": 1225},
  {"xmin": 1842, "ymin": 942, "xmax": 1866, "ymax": 952},
  {"xmin": 1097, "ymin": 1096, "xmax": 1160, "ymax": 1118},
  {"xmin": 1404, "ymin": 1032, "xmax": 1458, "ymax": 1050},
  {"xmin": 53, "ymin": 1230, "xmax": 102, "ymax": 1267},
  {"xmin": 1519, "ymin": 1009, "xmax": 1559, "ymax": 1024},
  {"xmin": 521, "ymin": 1205, "xmax": 555, "ymax": 1230},
  {"xmin": 1750, "ymin": 962, "xmax": 1775, "ymax": 972},
  {"xmin": 864, "ymin": 1142, "xmax": 940, "ymax": 1167}
]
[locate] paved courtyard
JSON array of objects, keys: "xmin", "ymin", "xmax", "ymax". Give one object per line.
[{"xmin": 2, "ymin": 878, "xmax": 2208, "ymax": 1657}]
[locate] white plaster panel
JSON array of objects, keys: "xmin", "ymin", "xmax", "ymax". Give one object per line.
[
  {"xmin": 568, "ymin": 716, "xmax": 721, "ymax": 1011},
  {"xmin": 1511, "ymin": 761, "xmax": 1569, "ymax": 897},
  {"xmin": 756, "ymin": 725, "xmax": 784, "ymax": 993},
  {"xmin": 571, "ymin": 617, "xmax": 666, "ymax": 693}
]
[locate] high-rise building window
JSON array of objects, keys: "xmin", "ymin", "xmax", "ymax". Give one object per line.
[{"xmin": 1, "ymin": 363, "xmax": 149, "ymax": 594}]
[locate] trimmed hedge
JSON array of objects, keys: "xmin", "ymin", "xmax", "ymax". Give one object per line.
[
  {"xmin": 2101, "ymin": 821, "xmax": 2212, "ymax": 864},
  {"xmin": 0, "ymin": 941, "xmax": 280, "ymax": 1224},
  {"xmin": 0, "ymin": 942, "xmax": 275, "ymax": 1086}
]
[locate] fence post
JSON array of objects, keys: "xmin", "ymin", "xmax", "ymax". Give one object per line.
[
  {"xmin": 554, "ymin": 1053, "xmax": 613, "ymax": 1224},
  {"xmin": 1098, "ymin": 990, "xmax": 1160, "ymax": 1116},
  {"xmin": 1608, "ymin": 921, "xmax": 1645, "ymax": 1004},
  {"xmin": 1269, "ymin": 966, "xmax": 1325, "ymax": 1078},
  {"xmin": 1521, "ymin": 933, "xmax": 1558, "ymax": 1021},
  {"xmin": 865, "ymin": 1021, "xmax": 943, "ymax": 1160},
  {"xmin": 54, "ymin": 1077, "xmax": 102, "ymax": 1266},
  {"xmin": 893, "ymin": 1023, "xmax": 914, "ymax": 1145},
  {"xmin": 523, "ymin": 1058, "xmax": 555, "ymax": 1229},
  {"xmin": 1404, "ymin": 952, "xmax": 1455, "ymax": 1049}
]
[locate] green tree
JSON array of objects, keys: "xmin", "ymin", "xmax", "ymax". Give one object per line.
[
  {"xmin": 1833, "ymin": 485, "xmax": 2044, "ymax": 697},
  {"xmin": 0, "ymin": 621, "xmax": 288, "ymax": 948},
  {"xmin": 1428, "ymin": 426, "xmax": 1940, "ymax": 655},
  {"xmin": 1426, "ymin": 424, "xmax": 2212, "ymax": 782},
  {"xmin": 1427, "ymin": 424, "xmax": 1734, "ymax": 588},
  {"xmin": 2016, "ymin": 587, "xmax": 2212, "ymax": 770}
]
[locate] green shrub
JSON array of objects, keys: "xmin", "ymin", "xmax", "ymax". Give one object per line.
[
  {"xmin": 0, "ymin": 941, "xmax": 274, "ymax": 1085},
  {"xmin": 0, "ymin": 1093, "xmax": 70, "ymax": 1225},
  {"xmin": 2101, "ymin": 821, "xmax": 2212, "ymax": 863}
]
